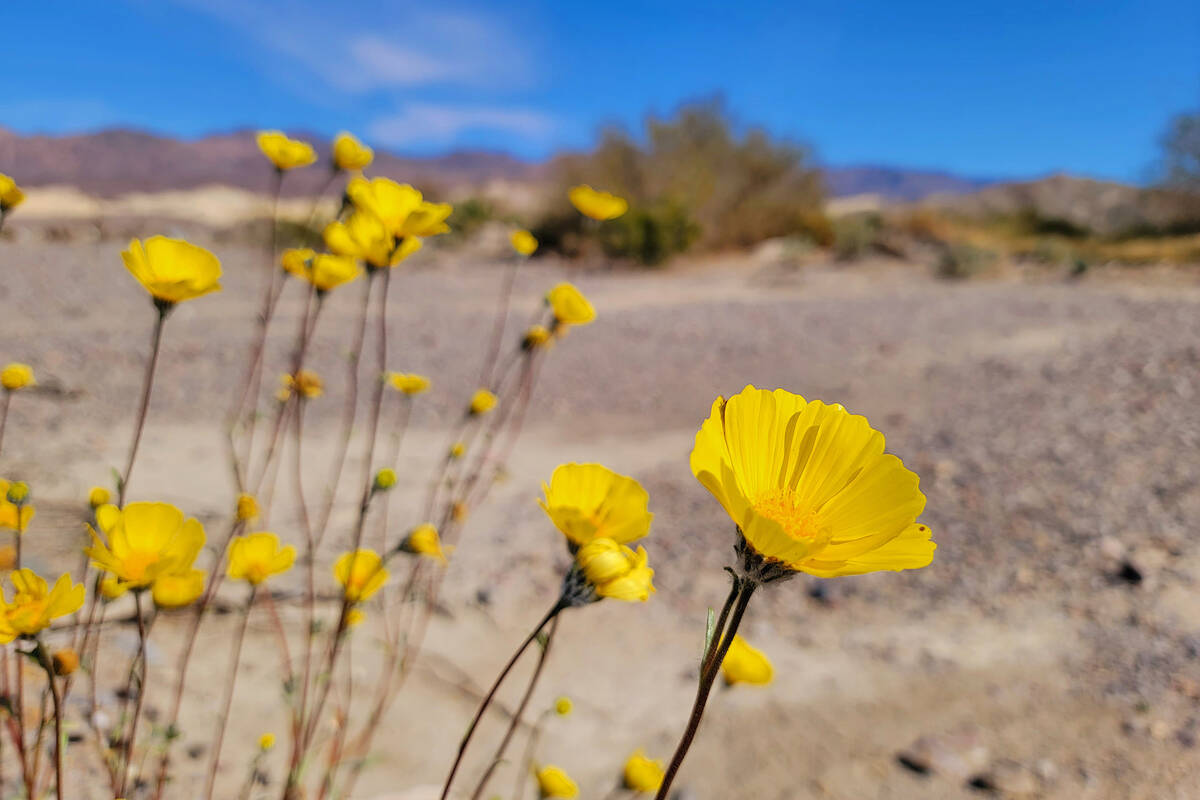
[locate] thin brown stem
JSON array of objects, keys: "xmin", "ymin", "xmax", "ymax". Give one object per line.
[
  {"xmin": 204, "ymin": 588, "xmax": 256, "ymax": 800},
  {"xmin": 653, "ymin": 580, "xmax": 758, "ymax": 800},
  {"xmin": 478, "ymin": 256, "xmax": 521, "ymax": 389},
  {"xmin": 119, "ymin": 307, "xmax": 167, "ymax": 506},
  {"xmin": 33, "ymin": 642, "xmax": 65, "ymax": 800},
  {"xmin": 120, "ymin": 591, "xmax": 151, "ymax": 797},
  {"xmin": 0, "ymin": 390, "xmax": 11, "ymax": 457},
  {"xmin": 467, "ymin": 613, "xmax": 562, "ymax": 800},
  {"xmin": 440, "ymin": 601, "xmax": 564, "ymax": 800}
]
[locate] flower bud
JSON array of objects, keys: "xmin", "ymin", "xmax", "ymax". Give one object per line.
[
  {"xmin": 373, "ymin": 468, "xmax": 397, "ymax": 492},
  {"xmin": 88, "ymin": 486, "xmax": 111, "ymax": 509},
  {"xmin": 52, "ymin": 648, "xmax": 80, "ymax": 676}
]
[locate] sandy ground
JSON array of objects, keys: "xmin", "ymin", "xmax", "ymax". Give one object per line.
[{"xmin": 2, "ymin": 236, "xmax": 1200, "ymax": 800}]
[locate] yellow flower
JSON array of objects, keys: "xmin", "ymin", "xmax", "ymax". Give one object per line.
[
  {"xmin": 88, "ymin": 486, "xmax": 111, "ymax": 509},
  {"xmin": 85, "ymin": 502, "xmax": 206, "ymax": 590},
  {"xmin": 1, "ymin": 363, "xmax": 34, "ymax": 391},
  {"xmin": 324, "ymin": 211, "xmax": 421, "ymax": 270},
  {"xmin": 523, "ymin": 325, "xmax": 552, "ymax": 349},
  {"xmin": 282, "ymin": 370, "xmax": 323, "ymax": 399},
  {"xmin": 469, "ymin": 389, "xmax": 497, "ymax": 415},
  {"xmin": 52, "ymin": 648, "xmax": 80, "ymax": 676},
  {"xmin": 690, "ymin": 386, "xmax": 935, "ymax": 577},
  {"xmin": 332, "ymin": 132, "xmax": 374, "ymax": 171},
  {"xmin": 568, "ymin": 185, "xmax": 628, "ymax": 221},
  {"xmin": 345, "ymin": 608, "xmax": 366, "ymax": 627},
  {"xmin": 576, "ymin": 538, "xmax": 655, "ymax": 602},
  {"xmin": 0, "ymin": 174, "xmax": 25, "ymax": 212},
  {"xmin": 449, "ymin": 442, "xmax": 466, "ymax": 459},
  {"xmin": 152, "ymin": 568, "xmax": 206, "ymax": 609},
  {"xmin": 258, "ymin": 732, "xmax": 276, "ymax": 751},
  {"xmin": 227, "ymin": 532, "xmax": 296, "ymax": 586},
  {"xmin": 121, "ymin": 236, "xmax": 222, "ymax": 306},
  {"xmin": 720, "ymin": 635, "xmax": 774, "ymax": 686},
  {"xmin": 345, "ymin": 177, "xmax": 423, "ymax": 236},
  {"xmin": 257, "ymin": 131, "xmax": 317, "ymax": 171},
  {"xmin": 99, "ymin": 576, "xmax": 127, "ymax": 601},
  {"xmin": 283, "ymin": 249, "xmax": 362, "ymax": 293},
  {"xmin": 333, "ymin": 549, "xmax": 388, "ymax": 603},
  {"xmin": 236, "ymin": 492, "xmax": 260, "ymax": 522},
  {"xmin": 511, "ymin": 229, "xmax": 538, "ymax": 256},
  {"xmin": 401, "ymin": 524, "xmax": 448, "ymax": 563},
  {"xmin": 535, "ymin": 765, "xmax": 579, "ymax": 799},
  {"xmin": 554, "ymin": 696, "xmax": 572, "ymax": 716},
  {"xmin": 399, "ymin": 201, "xmax": 452, "ymax": 237},
  {"xmin": 0, "ymin": 480, "xmax": 34, "ymax": 532},
  {"xmin": 0, "ymin": 570, "xmax": 85, "ymax": 642},
  {"xmin": 546, "ymin": 284, "xmax": 595, "ymax": 327},
  {"xmin": 387, "ymin": 372, "xmax": 431, "ymax": 395},
  {"xmin": 538, "ymin": 463, "xmax": 653, "ymax": 547},
  {"xmin": 374, "ymin": 469, "xmax": 397, "ymax": 491},
  {"xmin": 623, "ymin": 750, "xmax": 665, "ymax": 793}
]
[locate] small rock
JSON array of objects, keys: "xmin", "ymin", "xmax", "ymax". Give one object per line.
[
  {"xmin": 897, "ymin": 733, "xmax": 989, "ymax": 779},
  {"xmin": 969, "ymin": 760, "xmax": 1038, "ymax": 796},
  {"xmin": 1150, "ymin": 719, "xmax": 1172, "ymax": 740}
]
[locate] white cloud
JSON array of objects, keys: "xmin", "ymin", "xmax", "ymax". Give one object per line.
[{"xmin": 368, "ymin": 103, "xmax": 557, "ymax": 146}]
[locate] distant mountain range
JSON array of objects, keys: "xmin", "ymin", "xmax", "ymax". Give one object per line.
[{"xmin": 0, "ymin": 127, "xmax": 1002, "ymax": 201}]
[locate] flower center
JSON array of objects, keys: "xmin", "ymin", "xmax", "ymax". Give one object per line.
[
  {"xmin": 122, "ymin": 550, "xmax": 162, "ymax": 583},
  {"xmin": 752, "ymin": 488, "xmax": 831, "ymax": 547}
]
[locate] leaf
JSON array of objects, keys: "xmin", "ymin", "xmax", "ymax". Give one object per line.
[{"xmin": 702, "ymin": 607, "xmax": 716, "ymax": 667}]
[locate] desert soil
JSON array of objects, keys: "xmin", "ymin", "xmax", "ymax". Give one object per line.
[{"xmin": 2, "ymin": 236, "xmax": 1199, "ymax": 800}]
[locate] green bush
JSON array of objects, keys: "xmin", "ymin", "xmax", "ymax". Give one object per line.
[
  {"xmin": 936, "ymin": 243, "xmax": 997, "ymax": 279},
  {"xmin": 832, "ymin": 214, "xmax": 883, "ymax": 261},
  {"xmin": 601, "ymin": 201, "xmax": 701, "ymax": 266},
  {"xmin": 445, "ymin": 197, "xmax": 495, "ymax": 244}
]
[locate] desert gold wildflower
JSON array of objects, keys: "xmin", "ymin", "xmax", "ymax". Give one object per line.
[
  {"xmin": 523, "ymin": 324, "xmax": 552, "ymax": 349},
  {"xmin": 511, "ymin": 229, "xmax": 538, "ymax": 256},
  {"xmin": 387, "ymin": 372, "xmax": 430, "ymax": 395},
  {"xmin": 576, "ymin": 538, "xmax": 655, "ymax": 601},
  {"xmin": 720, "ymin": 635, "xmax": 774, "ymax": 686},
  {"xmin": 283, "ymin": 370, "xmax": 323, "ymax": 399},
  {"xmin": 0, "ymin": 569, "xmax": 85, "ymax": 642},
  {"xmin": 257, "ymin": 131, "xmax": 316, "ymax": 171},
  {"xmin": 546, "ymin": 284, "xmax": 595, "ymax": 327},
  {"xmin": 554, "ymin": 696, "xmax": 572, "ymax": 716},
  {"xmin": 535, "ymin": 765, "xmax": 579, "ymax": 798},
  {"xmin": 0, "ymin": 481, "xmax": 34, "ymax": 531},
  {"xmin": 623, "ymin": 750, "xmax": 665, "ymax": 793},
  {"xmin": 51, "ymin": 648, "xmax": 79, "ymax": 676},
  {"xmin": 122, "ymin": 236, "xmax": 222, "ymax": 306},
  {"xmin": 401, "ymin": 523, "xmax": 448, "ymax": 563},
  {"xmin": 152, "ymin": 569, "xmax": 205, "ymax": 609},
  {"xmin": 88, "ymin": 486, "xmax": 110, "ymax": 509},
  {"xmin": 400, "ymin": 201, "xmax": 452, "ymax": 237},
  {"xmin": 259, "ymin": 732, "xmax": 276, "ymax": 751},
  {"xmin": 332, "ymin": 132, "xmax": 374, "ymax": 171},
  {"xmin": 469, "ymin": 389, "xmax": 497, "ymax": 415},
  {"xmin": 345, "ymin": 177, "xmax": 422, "ymax": 235},
  {"xmin": 281, "ymin": 247, "xmax": 316, "ymax": 275},
  {"xmin": 690, "ymin": 385, "xmax": 934, "ymax": 578},
  {"xmin": 0, "ymin": 174, "xmax": 24, "ymax": 212},
  {"xmin": 227, "ymin": 532, "xmax": 296, "ymax": 586},
  {"xmin": 236, "ymin": 492, "xmax": 260, "ymax": 522},
  {"xmin": 86, "ymin": 502, "xmax": 206, "ymax": 590},
  {"xmin": 1, "ymin": 363, "xmax": 34, "ymax": 391},
  {"xmin": 333, "ymin": 549, "xmax": 387, "ymax": 603},
  {"xmin": 283, "ymin": 250, "xmax": 362, "ymax": 293},
  {"xmin": 539, "ymin": 463, "xmax": 653, "ymax": 547},
  {"xmin": 324, "ymin": 211, "xmax": 421, "ymax": 270},
  {"xmin": 374, "ymin": 468, "xmax": 397, "ymax": 492},
  {"xmin": 569, "ymin": 185, "xmax": 628, "ymax": 220}
]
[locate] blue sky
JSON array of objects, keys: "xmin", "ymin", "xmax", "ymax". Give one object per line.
[{"xmin": 2, "ymin": 0, "xmax": 1197, "ymax": 181}]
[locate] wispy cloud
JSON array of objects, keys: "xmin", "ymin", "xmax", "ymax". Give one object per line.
[
  {"xmin": 164, "ymin": 0, "xmax": 535, "ymax": 93},
  {"xmin": 368, "ymin": 103, "xmax": 557, "ymax": 146}
]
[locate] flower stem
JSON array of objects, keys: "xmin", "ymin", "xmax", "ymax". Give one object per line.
[
  {"xmin": 440, "ymin": 601, "xmax": 564, "ymax": 800},
  {"xmin": 0, "ymin": 390, "xmax": 11, "ymax": 458},
  {"xmin": 120, "ymin": 591, "xmax": 151, "ymax": 797},
  {"xmin": 118, "ymin": 307, "xmax": 167, "ymax": 506},
  {"xmin": 467, "ymin": 613, "xmax": 562, "ymax": 800},
  {"xmin": 653, "ymin": 579, "xmax": 757, "ymax": 800},
  {"xmin": 204, "ymin": 587, "xmax": 255, "ymax": 800},
  {"xmin": 33, "ymin": 641, "xmax": 65, "ymax": 800}
]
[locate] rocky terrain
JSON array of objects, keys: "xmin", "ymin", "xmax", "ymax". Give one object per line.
[{"xmin": 1, "ymin": 229, "xmax": 1199, "ymax": 798}]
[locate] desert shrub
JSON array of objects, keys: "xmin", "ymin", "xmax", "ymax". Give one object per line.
[
  {"xmin": 600, "ymin": 200, "xmax": 700, "ymax": 266},
  {"xmin": 832, "ymin": 213, "xmax": 884, "ymax": 261},
  {"xmin": 936, "ymin": 242, "xmax": 998, "ymax": 279},
  {"xmin": 445, "ymin": 196, "xmax": 496, "ymax": 244},
  {"xmin": 540, "ymin": 99, "xmax": 825, "ymax": 263}
]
